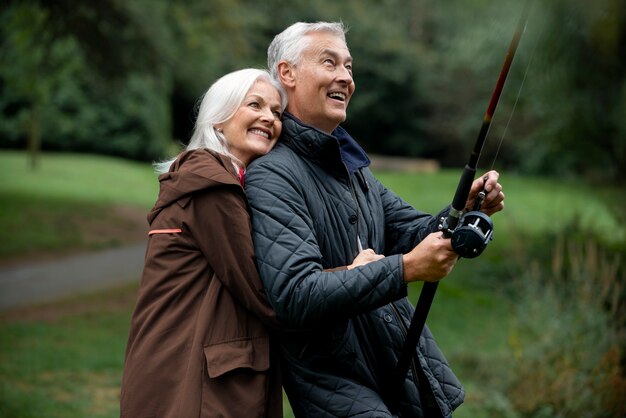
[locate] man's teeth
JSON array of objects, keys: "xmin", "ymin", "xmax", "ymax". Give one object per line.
[
  {"xmin": 250, "ymin": 129, "xmax": 269, "ymax": 138},
  {"xmin": 328, "ymin": 92, "xmax": 346, "ymax": 101}
]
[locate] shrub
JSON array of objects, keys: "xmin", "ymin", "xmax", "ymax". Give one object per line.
[{"xmin": 506, "ymin": 232, "xmax": 626, "ymax": 417}]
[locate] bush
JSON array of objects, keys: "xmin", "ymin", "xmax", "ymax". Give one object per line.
[
  {"xmin": 0, "ymin": 2, "xmax": 171, "ymax": 162},
  {"xmin": 506, "ymin": 232, "xmax": 626, "ymax": 417}
]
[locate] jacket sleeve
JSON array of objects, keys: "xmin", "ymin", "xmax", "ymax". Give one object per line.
[
  {"xmin": 246, "ymin": 159, "xmax": 408, "ymax": 329},
  {"xmin": 189, "ymin": 186, "xmax": 279, "ymax": 328}
]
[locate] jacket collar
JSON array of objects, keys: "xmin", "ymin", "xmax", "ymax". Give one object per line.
[{"xmin": 281, "ymin": 112, "xmax": 370, "ymax": 174}]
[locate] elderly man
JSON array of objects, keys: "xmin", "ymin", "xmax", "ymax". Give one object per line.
[{"xmin": 245, "ymin": 22, "xmax": 504, "ymax": 418}]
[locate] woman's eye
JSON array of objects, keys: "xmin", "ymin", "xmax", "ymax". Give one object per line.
[
  {"xmin": 249, "ymin": 102, "xmax": 260, "ymax": 109},
  {"xmin": 273, "ymin": 111, "xmax": 282, "ymax": 119}
]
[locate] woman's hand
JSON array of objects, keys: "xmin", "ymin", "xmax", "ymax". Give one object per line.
[{"xmin": 347, "ymin": 248, "xmax": 385, "ymax": 270}]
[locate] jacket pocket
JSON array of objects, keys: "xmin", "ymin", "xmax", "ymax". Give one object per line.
[{"xmin": 203, "ymin": 336, "xmax": 270, "ymax": 378}]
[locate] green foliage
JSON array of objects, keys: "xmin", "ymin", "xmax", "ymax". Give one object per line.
[
  {"xmin": 1, "ymin": 0, "xmax": 625, "ymax": 182},
  {"xmin": 515, "ymin": 0, "xmax": 626, "ymax": 182},
  {"xmin": 505, "ymin": 232, "xmax": 626, "ymax": 417},
  {"xmin": 0, "ymin": 1, "xmax": 171, "ymax": 161}
]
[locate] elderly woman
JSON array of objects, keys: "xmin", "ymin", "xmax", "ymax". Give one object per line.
[{"xmin": 120, "ymin": 68, "xmax": 287, "ymax": 418}]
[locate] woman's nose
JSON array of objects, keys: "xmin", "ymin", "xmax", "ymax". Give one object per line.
[{"xmin": 260, "ymin": 108, "xmax": 274, "ymax": 123}]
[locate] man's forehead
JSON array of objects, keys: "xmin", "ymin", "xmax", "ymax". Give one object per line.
[{"xmin": 304, "ymin": 33, "xmax": 352, "ymax": 59}]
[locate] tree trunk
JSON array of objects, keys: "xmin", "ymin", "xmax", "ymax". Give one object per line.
[{"xmin": 27, "ymin": 104, "xmax": 41, "ymax": 170}]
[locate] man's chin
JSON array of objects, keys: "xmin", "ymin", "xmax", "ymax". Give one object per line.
[{"xmin": 328, "ymin": 110, "xmax": 348, "ymax": 125}]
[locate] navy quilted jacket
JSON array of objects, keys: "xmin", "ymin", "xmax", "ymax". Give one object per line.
[{"xmin": 245, "ymin": 114, "xmax": 464, "ymax": 417}]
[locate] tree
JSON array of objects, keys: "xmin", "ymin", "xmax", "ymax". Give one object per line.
[
  {"xmin": 0, "ymin": 4, "xmax": 58, "ymax": 169},
  {"xmin": 1, "ymin": 0, "xmax": 624, "ymax": 184},
  {"xmin": 519, "ymin": 0, "xmax": 626, "ymax": 182},
  {"xmin": 0, "ymin": 0, "xmax": 172, "ymax": 162}
]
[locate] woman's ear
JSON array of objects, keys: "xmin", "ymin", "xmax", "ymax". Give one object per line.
[{"xmin": 277, "ymin": 61, "xmax": 295, "ymax": 88}]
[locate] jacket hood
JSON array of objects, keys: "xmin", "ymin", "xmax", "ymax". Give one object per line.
[{"xmin": 148, "ymin": 149, "xmax": 240, "ymax": 224}]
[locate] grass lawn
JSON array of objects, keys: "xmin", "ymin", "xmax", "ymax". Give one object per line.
[
  {"xmin": 0, "ymin": 285, "xmax": 136, "ymax": 418},
  {"xmin": 0, "ymin": 151, "xmax": 623, "ymax": 417},
  {"xmin": 0, "ymin": 151, "xmax": 158, "ymax": 262}
]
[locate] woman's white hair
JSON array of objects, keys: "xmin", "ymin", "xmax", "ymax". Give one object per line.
[
  {"xmin": 155, "ymin": 68, "xmax": 287, "ymax": 174},
  {"xmin": 267, "ymin": 22, "xmax": 348, "ymax": 82}
]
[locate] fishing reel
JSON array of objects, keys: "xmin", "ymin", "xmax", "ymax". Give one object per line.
[{"xmin": 440, "ymin": 210, "xmax": 494, "ymax": 259}]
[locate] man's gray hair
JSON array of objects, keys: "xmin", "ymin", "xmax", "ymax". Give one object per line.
[{"xmin": 267, "ymin": 22, "xmax": 348, "ymax": 81}]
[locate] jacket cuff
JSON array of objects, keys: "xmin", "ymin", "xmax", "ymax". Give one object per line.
[{"xmin": 391, "ymin": 254, "xmax": 409, "ymax": 298}]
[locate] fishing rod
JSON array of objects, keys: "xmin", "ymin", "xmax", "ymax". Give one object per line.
[{"xmin": 389, "ymin": 4, "xmax": 533, "ymax": 407}]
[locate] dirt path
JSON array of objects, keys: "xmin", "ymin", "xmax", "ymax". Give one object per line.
[{"xmin": 0, "ymin": 242, "xmax": 146, "ymax": 311}]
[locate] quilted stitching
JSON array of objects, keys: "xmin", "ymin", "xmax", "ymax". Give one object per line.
[{"xmin": 246, "ymin": 119, "xmax": 464, "ymax": 417}]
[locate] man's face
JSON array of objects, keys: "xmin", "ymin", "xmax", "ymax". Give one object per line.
[{"xmin": 286, "ymin": 31, "xmax": 355, "ymax": 133}]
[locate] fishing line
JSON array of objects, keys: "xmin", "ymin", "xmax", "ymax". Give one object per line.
[{"xmin": 488, "ymin": 10, "xmax": 540, "ymax": 170}]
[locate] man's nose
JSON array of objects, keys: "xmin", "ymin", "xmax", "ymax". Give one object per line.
[{"xmin": 337, "ymin": 66, "xmax": 353, "ymax": 84}]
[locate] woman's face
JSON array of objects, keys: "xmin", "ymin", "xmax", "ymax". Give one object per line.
[{"xmin": 219, "ymin": 79, "xmax": 283, "ymax": 166}]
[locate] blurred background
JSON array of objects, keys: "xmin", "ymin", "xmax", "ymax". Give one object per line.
[
  {"xmin": 2, "ymin": 0, "xmax": 626, "ymax": 180},
  {"xmin": 0, "ymin": 0, "xmax": 624, "ymax": 417}
]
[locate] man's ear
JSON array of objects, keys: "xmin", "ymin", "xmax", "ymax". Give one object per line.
[{"xmin": 277, "ymin": 61, "xmax": 296, "ymax": 88}]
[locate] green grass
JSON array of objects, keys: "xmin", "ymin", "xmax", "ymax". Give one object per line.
[
  {"xmin": 0, "ymin": 151, "xmax": 158, "ymax": 206},
  {"xmin": 0, "ymin": 286, "xmax": 135, "ymax": 418},
  {"xmin": 0, "ymin": 151, "xmax": 624, "ymax": 417},
  {"xmin": 0, "ymin": 151, "xmax": 158, "ymax": 259},
  {"xmin": 377, "ymin": 170, "xmax": 625, "ymax": 244}
]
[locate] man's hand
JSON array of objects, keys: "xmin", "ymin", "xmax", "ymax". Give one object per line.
[
  {"xmin": 402, "ymin": 232, "xmax": 458, "ymax": 283},
  {"xmin": 467, "ymin": 170, "xmax": 505, "ymax": 216}
]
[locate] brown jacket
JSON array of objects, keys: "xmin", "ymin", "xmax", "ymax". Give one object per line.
[{"xmin": 120, "ymin": 149, "xmax": 281, "ymax": 418}]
